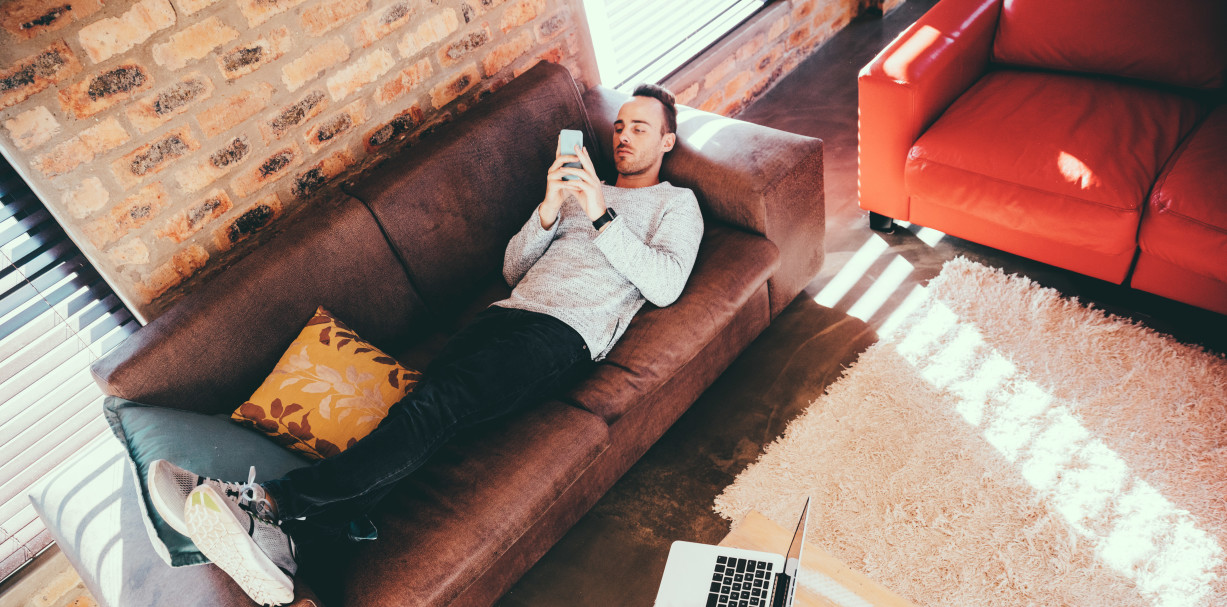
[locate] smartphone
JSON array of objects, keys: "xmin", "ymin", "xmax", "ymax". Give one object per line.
[{"xmin": 558, "ymin": 129, "xmax": 583, "ymax": 181}]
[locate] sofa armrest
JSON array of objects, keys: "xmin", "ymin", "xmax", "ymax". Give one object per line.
[
  {"xmin": 583, "ymin": 86, "xmax": 824, "ymax": 318},
  {"xmin": 858, "ymin": 0, "xmax": 1001, "ymax": 221},
  {"xmin": 91, "ymin": 197, "xmax": 428, "ymax": 414}
]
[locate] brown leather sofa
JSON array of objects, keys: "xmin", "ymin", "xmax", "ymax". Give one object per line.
[{"xmin": 30, "ymin": 62, "xmax": 824, "ymax": 606}]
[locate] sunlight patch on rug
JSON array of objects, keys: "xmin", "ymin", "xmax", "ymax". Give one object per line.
[{"xmin": 715, "ymin": 257, "xmax": 1227, "ymax": 607}]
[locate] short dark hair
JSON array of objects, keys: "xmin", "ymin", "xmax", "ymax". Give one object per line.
[{"xmin": 632, "ymin": 83, "xmax": 677, "ymax": 135}]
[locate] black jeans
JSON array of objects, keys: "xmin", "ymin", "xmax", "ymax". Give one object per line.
[{"xmin": 263, "ymin": 306, "xmax": 591, "ymax": 545}]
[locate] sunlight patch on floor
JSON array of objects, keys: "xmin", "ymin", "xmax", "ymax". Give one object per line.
[
  {"xmin": 813, "ymin": 218, "xmax": 947, "ymax": 328},
  {"xmin": 846, "ymin": 255, "xmax": 913, "ymax": 321},
  {"xmin": 813, "ymin": 234, "xmax": 889, "ymax": 308},
  {"xmin": 895, "ymin": 299, "xmax": 1223, "ymax": 607},
  {"xmin": 914, "ymin": 226, "xmax": 945, "ymax": 247}
]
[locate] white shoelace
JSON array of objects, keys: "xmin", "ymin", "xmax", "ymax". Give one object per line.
[{"xmin": 235, "ymin": 466, "xmax": 277, "ymax": 522}]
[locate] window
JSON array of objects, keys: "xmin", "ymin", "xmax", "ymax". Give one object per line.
[
  {"xmin": 0, "ymin": 155, "xmax": 138, "ymax": 583},
  {"xmin": 584, "ymin": 0, "xmax": 771, "ymax": 91}
]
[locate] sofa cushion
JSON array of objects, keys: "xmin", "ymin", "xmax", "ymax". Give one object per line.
[
  {"xmin": 992, "ymin": 0, "xmax": 1227, "ymax": 90},
  {"xmin": 336, "ymin": 400, "xmax": 608, "ymax": 607},
  {"xmin": 345, "ymin": 62, "xmax": 599, "ymax": 322},
  {"xmin": 905, "ymin": 70, "xmax": 1205, "ymax": 257},
  {"xmin": 231, "ymin": 306, "xmax": 424, "ymax": 460},
  {"xmin": 101, "ymin": 396, "xmax": 313, "ymax": 567},
  {"xmin": 566, "ymin": 224, "xmax": 779, "ymax": 423},
  {"xmin": 1139, "ymin": 107, "xmax": 1227, "ymax": 285},
  {"xmin": 389, "ymin": 224, "xmax": 779, "ymax": 424}
]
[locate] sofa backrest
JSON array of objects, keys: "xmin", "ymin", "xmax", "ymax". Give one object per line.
[
  {"xmin": 92, "ymin": 197, "xmax": 430, "ymax": 413},
  {"xmin": 345, "ymin": 62, "xmax": 599, "ymax": 324},
  {"xmin": 992, "ymin": 0, "xmax": 1227, "ymax": 90}
]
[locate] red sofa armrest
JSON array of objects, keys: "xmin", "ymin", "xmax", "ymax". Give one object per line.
[{"xmin": 858, "ymin": 0, "xmax": 1001, "ymax": 221}]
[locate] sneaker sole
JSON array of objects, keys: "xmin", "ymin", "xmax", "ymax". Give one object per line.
[
  {"xmin": 147, "ymin": 460, "xmax": 191, "ymax": 536},
  {"xmin": 185, "ymin": 485, "xmax": 294, "ymax": 606}
]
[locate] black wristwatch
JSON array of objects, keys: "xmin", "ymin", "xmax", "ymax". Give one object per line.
[{"xmin": 592, "ymin": 207, "xmax": 617, "ymax": 231}]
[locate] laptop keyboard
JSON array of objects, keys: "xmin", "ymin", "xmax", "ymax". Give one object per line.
[{"xmin": 708, "ymin": 555, "xmax": 773, "ymax": 607}]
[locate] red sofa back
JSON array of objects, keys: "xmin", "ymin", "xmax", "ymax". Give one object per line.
[{"xmin": 992, "ymin": 0, "xmax": 1227, "ymax": 90}]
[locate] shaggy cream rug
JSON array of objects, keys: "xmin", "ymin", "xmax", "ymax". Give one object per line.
[{"xmin": 715, "ymin": 257, "xmax": 1227, "ymax": 607}]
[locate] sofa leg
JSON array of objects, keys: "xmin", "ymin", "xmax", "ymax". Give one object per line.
[{"xmin": 869, "ymin": 212, "xmax": 894, "ymax": 233}]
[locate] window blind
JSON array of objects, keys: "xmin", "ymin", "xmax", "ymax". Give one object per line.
[
  {"xmin": 591, "ymin": 0, "xmax": 768, "ymax": 90},
  {"xmin": 0, "ymin": 155, "xmax": 138, "ymax": 585}
]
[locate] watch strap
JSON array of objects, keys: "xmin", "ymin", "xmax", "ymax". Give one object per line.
[{"xmin": 592, "ymin": 207, "xmax": 617, "ymax": 231}]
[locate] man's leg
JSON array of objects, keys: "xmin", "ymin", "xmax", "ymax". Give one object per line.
[{"xmin": 262, "ymin": 306, "xmax": 591, "ymax": 532}]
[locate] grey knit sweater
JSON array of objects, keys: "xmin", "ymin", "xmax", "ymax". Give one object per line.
[{"xmin": 495, "ymin": 181, "xmax": 704, "ymax": 360}]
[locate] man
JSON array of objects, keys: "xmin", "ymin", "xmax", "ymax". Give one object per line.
[{"xmin": 146, "ymin": 83, "xmax": 704, "ymax": 605}]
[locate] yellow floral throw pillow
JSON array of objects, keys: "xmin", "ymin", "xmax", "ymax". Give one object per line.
[{"xmin": 232, "ymin": 307, "xmax": 422, "ymax": 460}]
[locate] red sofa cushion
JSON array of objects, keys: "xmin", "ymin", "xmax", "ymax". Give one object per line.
[
  {"xmin": 992, "ymin": 0, "xmax": 1227, "ymax": 90},
  {"xmin": 1139, "ymin": 107, "xmax": 1227, "ymax": 284},
  {"xmin": 905, "ymin": 70, "xmax": 1204, "ymax": 256}
]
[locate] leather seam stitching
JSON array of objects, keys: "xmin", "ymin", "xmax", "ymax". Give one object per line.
[
  {"xmin": 909, "ymin": 155, "xmax": 1145, "ymax": 214},
  {"xmin": 1144, "ymin": 120, "xmax": 1227, "ymax": 237},
  {"xmin": 1146, "ymin": 207, "xmax": 1227, "ymax": 237}
]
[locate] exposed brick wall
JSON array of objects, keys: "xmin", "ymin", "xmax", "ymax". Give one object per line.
[
  {"xmin": 0, "ymin": 0, "xmax": 900, "ymax": 322},
  {"xmin": 0, "ymin": 0, "xmax": 594, "ymax": 321},
  {"xmin": 664, "ymin": 0, "xmax": 891, "ymax": 118}
]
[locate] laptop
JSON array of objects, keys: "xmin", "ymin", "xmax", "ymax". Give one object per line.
[{"xmin": 654, "ymin": 498, "xmax": 811, "ymax": 607}]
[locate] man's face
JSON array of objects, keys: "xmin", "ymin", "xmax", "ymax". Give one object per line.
[{"xmin": 612, "ymin": 96, "xmax": 676, "ymax": 177}]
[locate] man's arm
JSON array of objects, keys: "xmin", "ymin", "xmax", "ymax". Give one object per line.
[
  {"xmin": 506, "ymin": 136, "xmax": 581, "ymax": 287},
  {"xmin": 503, "ymin": 205, "xmax": 559, "ymax": 287},
  {"xmin": 593, "ymin": 191, "xmax": 703, "ymax": 306}
]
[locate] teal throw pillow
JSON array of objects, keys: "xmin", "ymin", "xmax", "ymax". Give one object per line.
[{"xmin": 101, "ymin": 396, "xmax": 311, "ymax": 567}]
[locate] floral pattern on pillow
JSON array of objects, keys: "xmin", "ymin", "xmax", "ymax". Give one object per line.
[{"xmin": 232, "ymin": 307, "xmax": 422, "ymax": 460}]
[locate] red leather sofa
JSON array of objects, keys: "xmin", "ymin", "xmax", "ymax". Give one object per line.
[{"xmin": 858, "ymin": 0, "xmax": 1227, "ymax": 314}]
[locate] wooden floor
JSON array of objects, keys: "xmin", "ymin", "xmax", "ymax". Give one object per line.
[{"xmin": 500, "ymin": 1, "xmax": 1227, "ymax": 605}]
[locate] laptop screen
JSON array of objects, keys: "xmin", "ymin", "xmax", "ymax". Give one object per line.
[
  {"xmin": 783, "ymin": 497, "xmax": 810, "ymax": 577},
  {"xmin": 777, "ymin": 497, "xmax": 810, "ymax": 606}
]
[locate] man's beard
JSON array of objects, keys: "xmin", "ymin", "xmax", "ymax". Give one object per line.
[{"xmin": 615, "ymin": 150, "xmax": 653, "ymax": 176}]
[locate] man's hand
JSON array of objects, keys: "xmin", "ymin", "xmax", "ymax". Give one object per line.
[
  {"xmin": 541, "ymin": 138, "xmax": 606, "ymax": 229},
  {"xmin": 539, "ymin": 135, "xmax": 574, "ymax": 229},
  {"xmin": 560, "ymin": 144, "xmax": 607, "ymax": 222}
]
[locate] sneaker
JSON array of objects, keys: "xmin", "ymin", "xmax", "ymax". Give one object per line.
[
  {"xmin": 148, "ymin": 460, "xmax": 276, "ymax": 536},
  {"xmin": 185, "ymin": 483, "xmax": 297, "ymax": 606}
]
